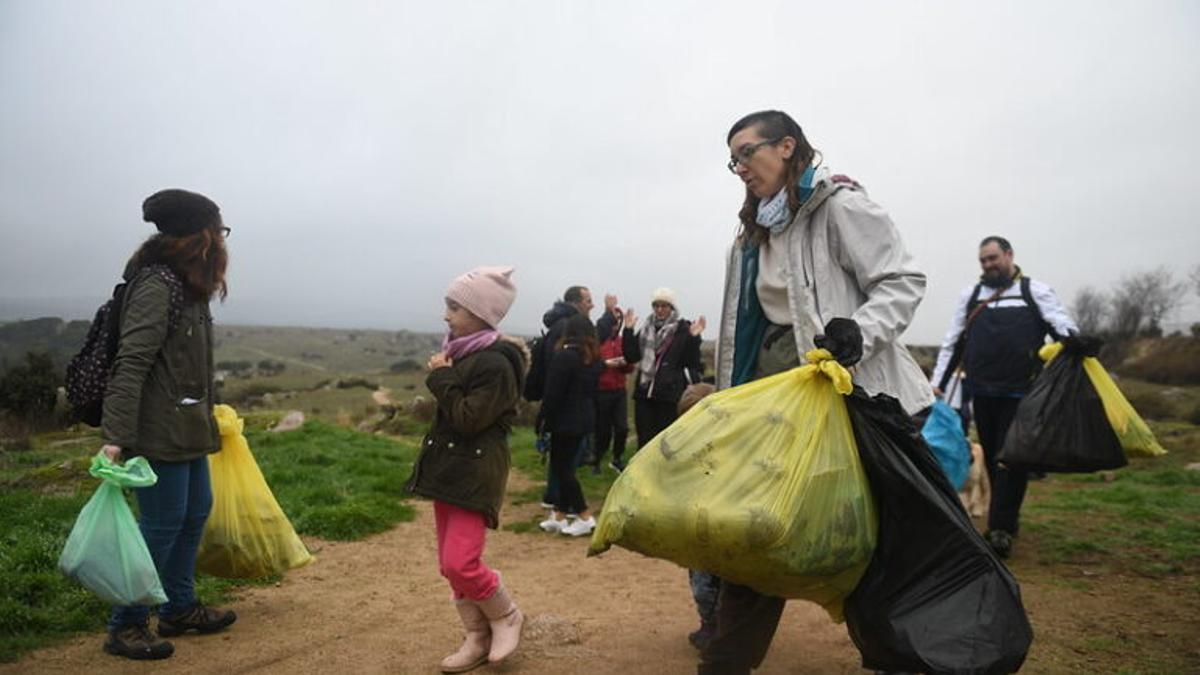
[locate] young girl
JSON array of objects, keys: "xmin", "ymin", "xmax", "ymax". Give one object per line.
[
  {"xmin": 538, "ymin": 313, "xmax": 603, "ymax": 536},
  {"xmin": 406, "ymin": 266, "xmax": 529, "ymax": 673}
]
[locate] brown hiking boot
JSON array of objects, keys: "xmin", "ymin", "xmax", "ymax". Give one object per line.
[
  {"xmin": 104, "ymin": 623, "xmax": 175, "ymax": 660},
  {"xmin": 157, "ymin": 604, "xmax": 237, "ymax": 637}
]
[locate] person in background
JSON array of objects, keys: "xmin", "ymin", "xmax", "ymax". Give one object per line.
[
  {"xmin": 539, "ymin": 314, "xmax": 604, "ymax": 537},
  {"xmin": 591, "ymin": 294, "xmax": 641, "ymax": 473},
  {"xmin": 930, "ymin": 236, "xmax": 1077, "ymax": 559},
  {"xmin": 632, "ymin": 287, "xmax": 705, "ymax": 448}
]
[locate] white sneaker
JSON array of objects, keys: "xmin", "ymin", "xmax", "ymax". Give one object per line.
[
  {"xmin": 539, "ymin": 516, "xmax": 567, "ymax": 533},
  {"xmin": 560, "ymin": 516, "xmax": 595, "ymax": 537}
]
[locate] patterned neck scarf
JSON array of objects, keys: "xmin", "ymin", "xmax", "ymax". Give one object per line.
[
  {"xmin": 637, "ymin": 309, "xmax": 679, "ymax": 391},
  {"xmin": 754, "ymin": 165, "xmax": 818, "ymax": 235}
]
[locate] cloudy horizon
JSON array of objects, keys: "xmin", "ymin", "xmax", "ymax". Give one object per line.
[{"xmin": 3, "ymin": 1, "xmax": 1199, "ymax": 346}]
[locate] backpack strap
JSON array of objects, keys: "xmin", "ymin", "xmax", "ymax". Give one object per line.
[
  {"xmin": 937, "ymin": 282, "xmax": 1006, "ymax": 391},
  {"xmin": 1019, "ymin": 276, "xmax": 1060, "ymax": 341},
  {"xmin": 119, "ymin": 265, "xmax": 186, "ymax": 335}
]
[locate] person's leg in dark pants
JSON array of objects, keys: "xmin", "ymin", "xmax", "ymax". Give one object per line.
[
  {"xmin": 649, "ymin": 399, "xmax": 678, "ymax": 439},
  {"xmin": 610, "ymin": 391, "xmax": 629, "ymax": 468},
  {"xmin": 593, "ymin": 390, "xmax": 619, "ymax": 470},
  {"xmin": 550, "ymin": 433, "xmax": 587, "ymax": 517},
  {"xmin": 634, "ymin": 397, "xmax": 654, "ymax": 449},
  {"xmin": 973, "ymin": 395, "xmax": 1027, "ymax": 556},
  {"xmin": 687, "ymin": 570, "xmax": 721, "ymax": 649},
  {"xmin": 698, "ymin": 581, "xmax": 786, "ymax": 674}
]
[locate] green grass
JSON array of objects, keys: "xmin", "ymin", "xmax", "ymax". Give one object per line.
[
  {"xmin": 0, "ymin": 419, "xmax": 419, "ymax": 663},
  {"xmin": 1023, "ymin": 422, "xmax": 1200, "ymax": 576}
]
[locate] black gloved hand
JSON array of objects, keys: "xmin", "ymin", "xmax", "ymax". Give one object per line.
[
  {"xmin": 814, "ymin": 317, "xmax": 864, "ymax": 367},
  {"xmin": 1062, "ymin": 332, "xmax": 1103, "ymax": 357}
]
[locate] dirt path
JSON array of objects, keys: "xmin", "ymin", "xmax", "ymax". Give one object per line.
[{"xmin": 7, "ymin": 473, "xmax": 1198, "ymax": 674}]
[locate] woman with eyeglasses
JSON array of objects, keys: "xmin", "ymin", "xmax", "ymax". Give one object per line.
[
  {"xmin": 98, "ymin": 189, "xmax": 237, "ymax": 660},
  {"xmin": 631, "ymin": 287, "xmax": 706, "ymax": 450},
  {"xmin": 699, "ymin": 111, "xmax": 933, "ymax": 673}
]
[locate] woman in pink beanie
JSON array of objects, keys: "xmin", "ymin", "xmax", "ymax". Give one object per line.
[{"xmin": 406, "ymin": 266, "xmax": 531, "ymax": 672}]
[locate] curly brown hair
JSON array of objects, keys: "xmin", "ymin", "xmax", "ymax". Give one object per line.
[
  {"xmin": 727, "ymin": 110, "xmax": 818, "ymax": 246},
  {"xmin": 129, "ymin": 226, "xmax": 228, "ymax": 302}
]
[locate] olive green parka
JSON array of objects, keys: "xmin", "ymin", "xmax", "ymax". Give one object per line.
[{"xmin": 407, "ymin": 337, "xmax": 529, "ymax": 528}]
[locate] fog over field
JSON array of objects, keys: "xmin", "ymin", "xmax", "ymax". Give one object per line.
[{"xmin": 3, "ymin": 1, "xmax": 1199, "ymax": 343}]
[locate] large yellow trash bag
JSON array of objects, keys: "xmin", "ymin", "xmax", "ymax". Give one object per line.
[
  {"xmin": 197, "ymin": 405, "xmax": 314, "ymax": 578},
  {"xmin": 1040, "ymin": 343, "xmax": 1166, "ymax": 458},
  {"xmin": 589, "ymin": 349, "xmax": 876, "ymax": 621}
]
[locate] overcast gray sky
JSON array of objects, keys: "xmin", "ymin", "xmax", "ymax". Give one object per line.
[{"xmin": 2, "ymin": 0, "xmax": 1198, "ymax": 344}]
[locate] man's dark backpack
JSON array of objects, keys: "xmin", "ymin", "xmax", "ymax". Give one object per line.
[
  {"xmin": 522, "ymin": 333, "xmax": 547, "ymax": 402},
  {"xmin": 65, "ymin": 267, "xmax": 184, "ymax": 427}
]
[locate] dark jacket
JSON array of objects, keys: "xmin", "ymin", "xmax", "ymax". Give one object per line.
[
  {"xmin": 535, "ymin": 301, "xmax": 582, "ymax": 397},
  {"xmin": 634, "ymin": 319, "xmax": 703, "ymax": 405},
  {"xmin": 101, "ymin": 265, "xmax": 219, "ymax": 462},
  {"xmin": 542, "ymin": 346, "xmax": 602, "ymax": 436},
  {"xmin": 406, "ymin": 338, "xmax": 528, "ymax": 529}
]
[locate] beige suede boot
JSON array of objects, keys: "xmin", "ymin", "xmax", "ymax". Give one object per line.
[
  {"xmin": 440, "ymin": 599, "xmax": 491, "ymax": 673},
  {"xmin": 474, "ymin": 584, "xmax": 524, "ymax": 664}
]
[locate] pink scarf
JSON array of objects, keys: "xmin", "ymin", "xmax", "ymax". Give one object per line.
[{"xmin": 442, "ymin": 329, "xmax": 501, "ymax": 361}]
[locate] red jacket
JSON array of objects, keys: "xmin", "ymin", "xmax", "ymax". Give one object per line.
[{"xmin": 598, "ymin": 332, "xmax": 635, "ymax": 391}]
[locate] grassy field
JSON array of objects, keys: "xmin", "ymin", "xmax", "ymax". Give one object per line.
[
  {"xmin": 1, "ymin": 316, "xmax": 1198, "ymax": 670},
  {"xmin": 0, "ymin": 415, "xmax": 419, "ymax": 663}
]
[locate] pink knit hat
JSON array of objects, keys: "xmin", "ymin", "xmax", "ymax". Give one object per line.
[{"xmin": 446, "ymin": 266, "xmax": 517, "ymax": 328}]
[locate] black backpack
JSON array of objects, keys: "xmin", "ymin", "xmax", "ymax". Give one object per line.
[
  {"xmin": 522, "ymin": 333, "xmax": 547, "ymax": 402},
  {"xmin": 65, "ymin": 266, "xmax": 184, "ymax": 427}
]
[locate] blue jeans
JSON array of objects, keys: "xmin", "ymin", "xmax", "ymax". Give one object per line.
[
  {"xmin": 542, "ymin": 435, "xmax": 589, "ymax": 506},
  {"xmin": 109, "ymin": 456, "xmax": 213, "ymax": 629}
]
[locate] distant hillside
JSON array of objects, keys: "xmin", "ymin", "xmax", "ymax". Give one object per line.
[
  {"xmin": 213, "ymin": 325, "xmax": 443, "ymax": 374},
  {"xmin": 0, "ymin": 317, "xmax": 91, "ymax": 372}
]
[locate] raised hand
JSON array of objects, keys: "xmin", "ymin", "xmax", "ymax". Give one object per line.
[{"xmin": 690, "ymin": 315, "xmax": 707, "ymax": 336}]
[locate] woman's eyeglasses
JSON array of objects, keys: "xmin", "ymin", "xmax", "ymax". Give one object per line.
[
  {"xmin": 220, "ymin": 226, "xmax": 232, "ymax": 238},
  {"xmin": 727, "ymin": 138, "xmax": 780, "ymax": 174}
]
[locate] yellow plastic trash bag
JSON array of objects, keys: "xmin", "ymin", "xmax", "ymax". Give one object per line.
[
  {"xmin": 1041, "ymin": 343, "xmax": 1166, "ymax": 458},
  {"xmin": 197, "ymin": 405, "xmax": 314, "ymax": 578},
  {"xmin": 589, "ymin": 349, "xmax": 876, "ymax": 621}
]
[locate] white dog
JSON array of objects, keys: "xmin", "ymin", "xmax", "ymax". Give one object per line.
[{"xmin": 959, "ymin": 443, "xmax": 990, "ymax": 518}]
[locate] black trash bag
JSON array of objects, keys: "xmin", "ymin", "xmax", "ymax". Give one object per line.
[
  {"xmin": 844, "ymin": 389, "xmax": 1033, "ymax": 675},
  {"xmin": 997, "ymin": 348, "xmax": 1126, "ymax": 473}
]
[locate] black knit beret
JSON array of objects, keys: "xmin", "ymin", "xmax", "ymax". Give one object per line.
[{"xmin": 142, "ymin": 189, "xmax": 221, "ymax": 236}]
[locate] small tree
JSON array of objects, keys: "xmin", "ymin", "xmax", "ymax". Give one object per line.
[
  {"xmin": 1108, "ymin": 267, "xmax": 1187, "ymax": 337},
  {"xmin": 1071, "ymin": 287, "xmax": 1108, "ymax": 335},
  {"xmin": 0, "ymin": 351, "xmax": 61, "ymax": 427}
]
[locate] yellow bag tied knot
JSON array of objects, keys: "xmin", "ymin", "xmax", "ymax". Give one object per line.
[
  {"xmin": 802, "ymin": 348, "xmax": 854, "ymax": 396},
  {"xmin": 197, "ymin": 404, "xmax": 314, "ymax": 578},
  {"xmin": 213, "ymin": 403, "xmax": 246, "ymax": 437}
]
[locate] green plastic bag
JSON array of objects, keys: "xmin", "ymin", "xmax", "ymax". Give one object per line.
[{"xmin": 58, "ymin": 452, "xmax": 168, "ymax": 606}]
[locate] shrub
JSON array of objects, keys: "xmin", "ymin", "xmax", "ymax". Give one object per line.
[
  {"xmin": 0, "ymin": 352, "xmax": 61, "ymax": 429},
  {"xmin": 389, "ymin": 359, "xmax": 422, "ymax": 373},
  {"xmin": 1117, "ymin": 336, "xmax": 1200, "ymax": 385},
  {"xmin": 1123, "ymin": 388, "xmax": 1183, "ymax": 421}
]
